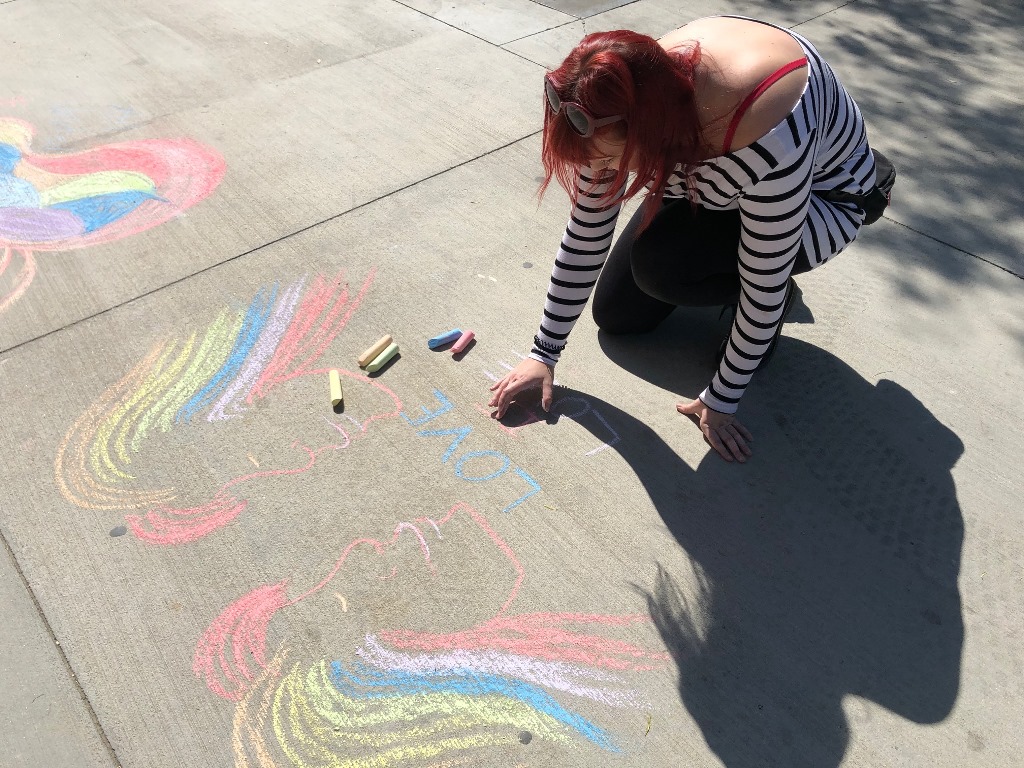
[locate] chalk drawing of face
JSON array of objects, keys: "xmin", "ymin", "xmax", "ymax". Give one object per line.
[
  {"xmin": 0, "ymin": 116, "xmax": 224, "ymax": 313},
  {"xmin": 206, "ymin": 502, "xmax": 670, "ymax": 767},
  {"xmin": 55, "ymin": 276, "xmax": 671, "ymax": 765},
  {"xmin": 53, "ymin": 269, "xmax": 386, "ymax": 544}
]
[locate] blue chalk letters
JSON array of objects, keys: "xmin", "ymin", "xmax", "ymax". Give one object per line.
[{"xmin": 401, "ymin": 389, "xmax": 542, "ymax": 513}]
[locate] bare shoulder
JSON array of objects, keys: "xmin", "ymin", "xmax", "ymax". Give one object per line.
[
  {"xmin": 657, "ymin": 17, "xmax": 734, "ymax": 52},
  {"xmin": 659, "ymin": 17, "xmax": 809, "ymax": 156},
  {"xmin": 658, "ymin": 16, "xmax": 803, "ymax": 63}
]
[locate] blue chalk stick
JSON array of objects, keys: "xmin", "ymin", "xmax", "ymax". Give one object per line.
[{"xmin": 427, "ymin": 328, "xmax": 462, "ymax": 349}]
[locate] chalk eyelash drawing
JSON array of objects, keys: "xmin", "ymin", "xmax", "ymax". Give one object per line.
[
  {"xmin": 0, "ymin": 116, "xmax": 224, "ymax": 313},
  {"xmin": 204, "ymin": 502, "xmax": 671, "ymax": 767},
  {"xmin": 53, "ymin": 270, "xmax": 382, "ymax": 543}
]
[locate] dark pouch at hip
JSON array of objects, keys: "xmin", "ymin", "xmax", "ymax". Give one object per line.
[{"xmin": 822, "ymin": 148, "xmax": 896, "ymax": 226}]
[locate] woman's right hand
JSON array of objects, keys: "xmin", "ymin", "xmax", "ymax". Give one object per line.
[{"xmin": 488, "ymin": 358, "xmax": 555, "ymax": 418}]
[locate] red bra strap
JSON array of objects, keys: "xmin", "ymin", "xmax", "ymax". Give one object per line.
[{"xmin": 721, "ymin": 57, "xmax": 808, "ymax": 154}]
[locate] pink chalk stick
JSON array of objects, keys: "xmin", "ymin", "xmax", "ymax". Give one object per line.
[{"xmin": 451, "ymin": 330, "xmax": 475, "ymax": 354}]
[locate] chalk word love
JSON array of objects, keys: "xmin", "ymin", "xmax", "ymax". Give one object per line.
[{"xmin": 401, "ymin": 389, "xmax": 541, "ymax": 514}]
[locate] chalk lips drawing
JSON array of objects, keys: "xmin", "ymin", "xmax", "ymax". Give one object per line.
[
  {"xmin": 0, "ymin": 116, "xmax": 224, "ymax": 313},
  {"xmin": 53, "ymin": 270, "xmax": 388, "ymax": 543},
  {"xmin": 201, "ymin": 502, "xmax": 669, "ymax": 766}
]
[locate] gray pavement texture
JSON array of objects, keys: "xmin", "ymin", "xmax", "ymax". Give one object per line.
[{"xmin": 0, "ymin": 0, "xmax": 1021, "ymax": 767}]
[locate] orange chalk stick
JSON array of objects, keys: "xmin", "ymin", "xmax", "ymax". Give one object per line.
[{"xmin": 358, "ymin": 334, "xmax": 393, "ymax": 368}]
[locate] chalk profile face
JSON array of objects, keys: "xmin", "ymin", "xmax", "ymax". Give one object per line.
[
  {"xmin": 313, "ymin": 507, "xmax": 518, "ymax": 632},
  {"xmin": 214, "ymin": 502, "xmax": 671, "ymax": 766},
  {"xmin": 53, "ymin": 274, "xmax": 671, "ymax": 765},
  {"xmin": 0, "ymin": 116, "xmax": 225, "ymax": 313}
]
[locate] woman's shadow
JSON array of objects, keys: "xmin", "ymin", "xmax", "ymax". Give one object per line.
[{"xmin": 506, "ymin": 306, "xmax": 964, "ymax": 767}]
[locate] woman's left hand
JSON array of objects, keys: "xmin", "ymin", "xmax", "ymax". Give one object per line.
[{"xmin": 677, "ymin": 399, "xmax": 753, "ymax": 463}]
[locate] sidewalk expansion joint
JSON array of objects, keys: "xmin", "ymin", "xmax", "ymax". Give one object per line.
[
  {"xmin": 886, "ymin": 216, "xmax": 1024, "ymax": 280},
  {"xmin": 0, "ymin": 130, "xmax": 542, "ymax": 359},
  {"xmin": 389, "ymin": 0, "xmax": 553, "ymax": 67},
  {"xmin": 791, "ymin": 0, "xmax": 863, "ymax": 28},
  {"xmin": 0, "ymin": 527, "xmax": 124, "ymax": 768}
]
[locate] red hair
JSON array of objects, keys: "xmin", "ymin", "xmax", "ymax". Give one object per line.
[{"xmin": 540, "ymin": 31, "xmax": 705, "ymax": 231}]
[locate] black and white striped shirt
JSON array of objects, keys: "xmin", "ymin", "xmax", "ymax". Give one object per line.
[{"xmin": 530, "ymin": 22, "xmax": 876, "ymax": 414}]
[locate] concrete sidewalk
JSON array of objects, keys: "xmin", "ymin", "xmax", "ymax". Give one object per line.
[{"xmin": 1, "ymin": 0, "xmax": 1021, "ymax": 766}]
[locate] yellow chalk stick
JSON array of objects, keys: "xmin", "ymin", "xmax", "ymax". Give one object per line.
[
  {"xmin": 365, "ymin": 342, "xmax": 399, "ymax": 373},
  {"xmin": 329, "ymin": 369, "xmax": 343, "ymax": 406},
  {"xmin": 358, "ymin": 334, "xmax": 393, "ymax": 368}
]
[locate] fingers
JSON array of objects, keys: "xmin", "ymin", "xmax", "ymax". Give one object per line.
[
  {"xmin": 732, "ymin": 421, "xmax": 754, "ymax": 442},
  {"xmin": 487, "ymin": 377, "xmax": 511, "ymax": 407},
  {"xmin": 681, "ymin": 403, "xmax": 753, "ymax": 463},
  {"xmin": 703, "ymin": 424, "xmax": 733, "ymax": 462},
  {"xmin": 717, "ymin": 423, "xmax": 750, "ymax": 462},
  {"xmin": 488, "ymin": 377, "xmax": 507, "ymax": 398},
  {"xmin": 494, "ymin": 385, "xmax": 516, "ymax": 418},
  {"xmin": 489, "ymin": 359, "xmax": 554, "ymax": 417},
  {"xmin": 490, "ymin": 376, "xmax": 529, "ymax": 418}
]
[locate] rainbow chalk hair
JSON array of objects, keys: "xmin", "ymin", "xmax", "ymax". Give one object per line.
[
  {"xmin": 0, "ymin": 116, "xmax": 225, "ymax": 313},
  {"xmin": 196, "ymin": 502, "xmax": 672, "ymax": 765},
  {"xmin": 54, "ymin": 269, "xmax": 380, "ymax": 544}
]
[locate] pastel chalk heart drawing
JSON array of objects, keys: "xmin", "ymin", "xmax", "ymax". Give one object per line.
[{"xmin": 0, "ymin": 116, "xmax": 225, "ymax": 314}]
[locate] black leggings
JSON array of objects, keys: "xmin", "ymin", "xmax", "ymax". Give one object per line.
[{"xmin": 592, "ymin": 198, "xmax": 812, "ymax": 334}]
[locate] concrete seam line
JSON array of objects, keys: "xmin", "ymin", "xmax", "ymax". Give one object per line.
[
  {"xmin": 784, "ymin": 0, "xmax": 1022, "ymax": 283},
  {"xmin": 388, "ymin": 0, "xmax": 552, "ymax": 65},
  {"xmin": 884, "ymin": 217, "xmax": 1024, "ymax": 280},
  {"xmin": 502, "ymin": 0, "xmax": 646, "ymax": 47},
  {"xmin": 0, "ymin": 527, "xmax": 124, "ymax": 768},
  {"xmin": 790, "ymin": 0, "xmax": 863, "ymax": 29},
  {"xmin": 502, "ymin": 15, "xmax": 583, "ymax": 49},
  {"xmin": 0, "ymin": 130, "xmax": 544, "ymax": 358},
  {"xmin": 499, "ymin": 0, "xmax": 849, "ymax": 50}
]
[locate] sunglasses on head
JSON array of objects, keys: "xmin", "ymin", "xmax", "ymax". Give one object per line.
[{"xmin": 544, "ymin": 75, "xmax": 624, "ymax": 138}]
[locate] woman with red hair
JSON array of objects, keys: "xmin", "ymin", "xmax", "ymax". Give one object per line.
[{"xmin": 489, "ymin": 16, "xmax": 883, "ymax": 463}]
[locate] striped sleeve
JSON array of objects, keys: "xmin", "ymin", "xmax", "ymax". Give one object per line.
[
  {"xmin": 699, "ymin": 133, "xmax": 816, "ymax": 414},
  {"xmin": 529, "ymin": 168, "xmax": 624, "ymax": 365}
]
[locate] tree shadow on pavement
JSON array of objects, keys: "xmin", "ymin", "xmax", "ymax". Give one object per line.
[
  {"xmin": 804, "ymin": 0, "xmax": 1024, "ymax": 282},
  {"xmin": 522, "ymin": 319, "xmax": 965, "ymax": 767}
]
